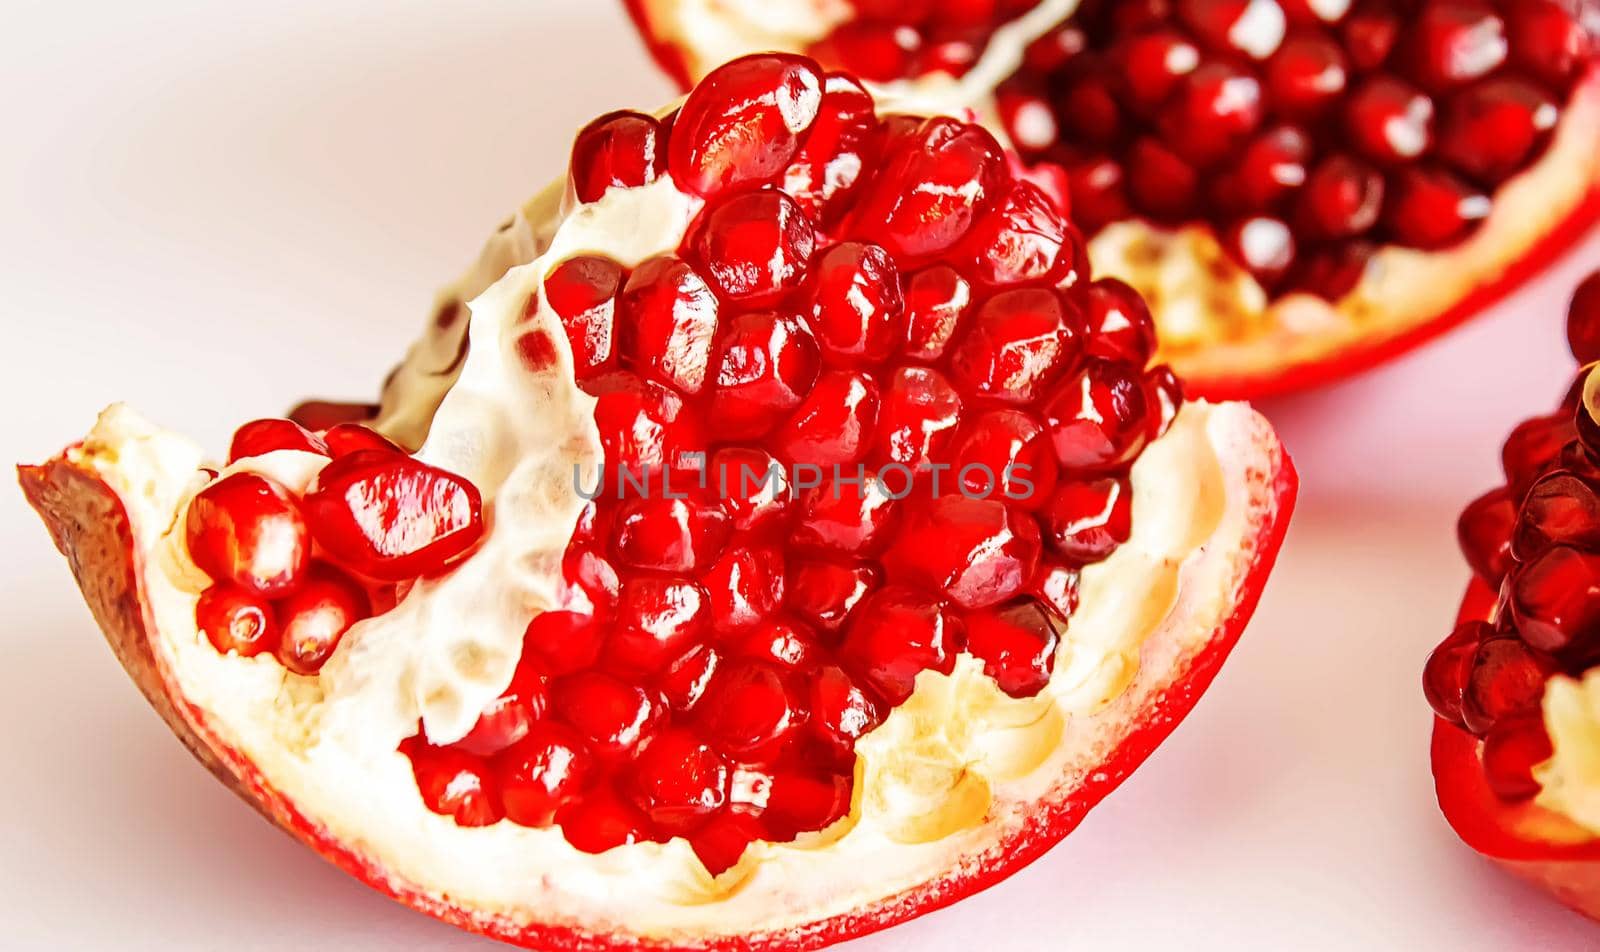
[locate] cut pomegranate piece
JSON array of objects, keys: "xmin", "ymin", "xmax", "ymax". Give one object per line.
[
  {"xmin": 22, "ymin": 52, "xmax": 1299, "ymax": 951},
  {"xmin": 628, "ymin": 0, "xmax": 1600, "ymax": 399}
]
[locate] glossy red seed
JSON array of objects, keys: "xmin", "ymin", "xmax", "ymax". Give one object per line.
[
  {"xmin": 1406, "ymin": 0, "xmax": 1508, "ymax": 92},
  {"xmin": 1384, "ymin": 166, "xmax": 1490, "ymax": 249},
  {"xmin": 195, "ymin": 583, "xmax": 276, "ymax": 657},
  {"xmin": 689, "ymin": 810, "xmax": 765, "ymax": 876},
  {"xmin": 274, "ymin": 564, "xmax": 369, "ymax": 675},
  {"xmin": 185, "ymin": 472, "xmax": 311, "ymax": 598},
  {"xmin": 1056, "ymin": 71, "xmax": 1125, "ymax": 146},
  {"xmin": 729, "ymin": 616, "xmax": 825, "ymax": 671},
  {"xmin": 1569, "ymin": 273, "xmax": 1600, "ymax": 364},
  {"xmin": 1045, "ymin": 476, "xmax": 1133, "ymax": 564},
  {"xmin": 1222, "ymin": 216, "xmax": 1298, "ymax": 287},
  {"xmin": 1116, "ymin": 29, "xmax": 1201, "ymax": 112},
  {"xmin": 613, "ymin": 496, "xmax": 730, "ymax": 574},
  {"xmin": 759, "ymin": 768, "xmax": 853, "ymax": 837},
  {"xmin": 659, "ymin": 644, "xmax": 721, "ymax": 713},
  {"xmin": 698, "ymin": 660, "xmax": 805, "ymax": 763},
  {"xmin": 1145, "ymin": 365, "xmax": 1184, "ymax": 440},
  {"xmin": 1066, "ymin": 156, "xmax": 1133, "ymax": 231},
  {"xmin": 304, "ymin": 451, "xmax": 483, "ymax": 582},
  {"xmin": 1481, "ymin": 715, "xmax": 1554, "ymax": 801},
  {"xmin": 874, "ymin": 367, "xmax": 963, "ymax": 469},
  {"xmin": 228, "ymin": 418, "xmax": 328, "ymax": 463},
  {"xmin": 949, "ymin": 409, "xmax": 1059, "ymax": 511},
  {"xmin": 1512, "ymin": 473, "xmax": 1600, "ymax": 562},
  {"xmin": 523, "ymin": 610, "xmax": 605, "ymax": 676},
  {"xmin": 1345, "ymin": 76, "xmax": 1435, "ymax": 164},
  {"xmin": 1158, "ymin": 61, "xmax": 1266, "ymax": 167},
  {"xmin": 708, "ymin": 447, "xmax": 792, "ymax": 530},
  {"xmin": 1082, "ymin": 278, "xmax": 1157, "ymax": 366},
  {"xmin": 1266, "ymin": 32, "xmax": 1349, "ymax": 117},
  {"xmin": 604, "ymin": 576, "xmax": 709, "ymax": 674},
  {"xmin": 961, "ymin": 181, "xmax": 1075, "ymax": 286},
  {"xmin": 668, "ymin": 53, "xmax": 824, "ymax": 198},
  {"xmin": 808, "ymin": 664, "xmax": 885, "ymax": 761},
  {"xmin": 702, "ymin": 544, "xmax": 785, "ymax": 632},
  {"xmin": 457, "ymin": 661, "xmax": 549, "ymax": 757},
  {"xmin": 1461, "ymin": 637, "xmax": 1552, "ymax": 734},
  {"xmin": 1342, "ymin": 2, "xmax": 1403, "ymax": 71},
  {"xmin": 771, "ymin": 370, "xmax": 880, "ymax": 466},
  {"xmin": 1125, "ymin": 137, "xmax": 1200, "ymax": 221},
  {"xmin": 812, "ymin": 20, "xmax": 918, "ymax": 81},
  {"xmin": 558, "ymin": 784, "xmax": 652, "ymax": 852},
  {"xmin": 786, "ymin": 559, "xmax": 879, "ymax": 632},
  {"xmin": 887, "ymin": 496, "xmax": 1041, "ymax": 609},
  {"xmin": 901, "ymin": 265, "xmax": 973, "ymax": 361},
  {"xmin": 629, "ymin": 729, "xmax": 730, "ymax": 835},
  {"xmin": 784, "ymin": 73, "xmax": 878, "ymax": 225},
  {"xmin": 287, "ymin": 400, "xmax": 377, "ymax": 432},
  {"xmin": 1044, "ymin": 359, "xmax": 1154, "ymax": 473},
  {"xmin": 807, "ymin": 241, "xmax": 905, "ymax": 365},
  {"xmin": 839, "ymin": 586, "xmax": 961, "ymax": 703},
  {"xmin": 1509, "ymin": 545, "xmax": 1600, "ymax": 653},
  {"xmin": 495, "ymin": 722, "xmax": 592, "ymax": 827},
  {"xmin": 1035, "ymin": 558, "xmax": 1082, "ymax": 622},
  {"xmin": 997, "ymin": 79, "xmax": 1059, "ymax": 155},
  {"xmin": 1438, "ymin": 78, "xmax": 1559, "ymax": 185},
  {"xmin": 1505, "ymin": 0, "xmax": 1591, "ymax": 88},
  {"xmin": 569, "ymin": 110, "xmax": 666, "ymax": 203},
  {"xmin": 1294, "ymin": 154, "xmax": 1384, "ymax": 239},
  {"xmin": 688, "ymin": 190, "xmax": 817, "ymax": 304},
  {"xmin": 793, "ymin": 470, "xmax": 900, "ymax": 555},
  {"xmin": 964, "ymin": 599, "xmax": 1061, "ymax": 698},
  {"xmin": 848, "ymin": 116, "xmax": 1008, "ymax": 258},
  {"xmin": 1457, "ymin": 487, "xmax": 1517, "ymax": 585},
  {"xmin": 1424, "ymin": 621, "xmax": 1489, "ymax": 726},
  {"xmin": 551, "ymin": 672, "xmax": 665, "ymax": 764},
  {"xmin": 1502, "ymin": 412, "xmax": 1575, "ymax": 490},
  {"xmin": 1216, "ymin": 126, "xmax": 1313, "ymax": 213},
  {"xmin": 618, "ymin": 256, "xmax": 720, "ymax": 394},
  {"xmin": 542, "ymin": 255, "xmax": 623, "ymax": 379},
  {"xmin": 1179, "ymin": 0, "xmax": 1287, "ymax": 59},
  {"xmin": 406, "ymin": 742, "xmax": 503, "ymax": 827},
  {"xmin": 949, "ymin": 288, "xmax": 1082, "ymax": 404},
  {"xmin": 586, "ymin": 371, "xmax": 706, "ymax": 480},
  {"xmin": 707, "ymin": 310, "xmax": 820, "ymax": 439},
  {"xmin": 321, "ymin": 423, "xmax": 402, "ymax": 458}
]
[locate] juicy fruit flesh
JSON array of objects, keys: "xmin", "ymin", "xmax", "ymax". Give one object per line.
[
  {"xmin": 1426, "ymin": 268, "xmax": 1600, "ymax": 802},
  {"xmin": 397, "ymin": 53, "xmax": 1181, "ymax": 875},
  {"xmin": 810, "ymin": 0, "xmax": 1592, "ymax": 300}
]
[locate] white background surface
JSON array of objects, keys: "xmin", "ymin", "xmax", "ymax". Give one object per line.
[{"xmin": 5, "ymin": 1, "xmax": 1600, "ymax": 948}]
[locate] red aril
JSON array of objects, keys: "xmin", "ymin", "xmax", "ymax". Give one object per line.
[{"xmin": 185, "ymin": 471, "xmax": 311, "ymax": 598}]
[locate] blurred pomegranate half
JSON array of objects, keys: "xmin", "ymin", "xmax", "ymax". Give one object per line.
[
  {"xmin": 1425, "ymin": 270, "xmax": 1600, "ymax": 920},
  {"xmin": 624, "ymin": 0, "xmax": 1600, "ymax": 398},
  {"xmin": 22, "ymin": 54, "xmax": 1295, "ymax": 950}
]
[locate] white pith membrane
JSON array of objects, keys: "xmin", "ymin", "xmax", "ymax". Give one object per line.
[
  {"xmin": 1536, "ymin": 670, "xmax": 1600, "ymax": 834},
  {"xmin": 61, "ymin": 158, "xmax": 1287, "ymax": 937},
  {"xmin": 632, "ymin": 0, "xmax": 1600, "ymax": 389}
]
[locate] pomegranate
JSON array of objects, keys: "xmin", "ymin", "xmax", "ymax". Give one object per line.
[
  {"xmin": 21, "ymin": 55, "xmax": 1296, "ymax": 949},
  {"xmin": 1426, "ymin": 266, "xmax": 1600, "ymax": 922},
  {"xmin": 625, "ymin": 0, "xmax": 1600, "ymax": 398}
]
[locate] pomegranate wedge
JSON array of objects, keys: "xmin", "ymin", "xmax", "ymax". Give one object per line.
[
  {"xmin": 22, "ymin": 55, "xmax": 1295, "ymax": 950},
  {"xmin": 625, "ymin": 0, "xmax": 1600, "ymax": 398},
  {"xmin": 1427, "ymin": 269, "xmax": 1600, "ymax": 920}
]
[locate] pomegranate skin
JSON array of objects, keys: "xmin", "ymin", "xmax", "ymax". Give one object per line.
[{"xmin": 19, "ymin": 414, "xmax": 1295, "ymax": 950}]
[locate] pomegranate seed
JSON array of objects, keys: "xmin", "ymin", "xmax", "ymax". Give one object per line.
[
  {"xmin": 227, "ymin": 418, "xmax": 328, "ymax": 463},
  {"xmin": 1294, "ymin": 153, "xmax": 1384, "ymax": 239},
  {"xmin": 949, "ymin": 288, "xmax": 1082, "ymax": 404},
  {"xmin": 1568, "ymin": 273, "xmax": 1600, "ymax": 363},
  {"xmin": 613, "ymin": 496, "xmax": 730, "ymax": 574},
  {"xmin": 1125, "ymin": 137, "xmax": 1200, "ymax": 222},
  {"xmin": 616, "ymin": 256, "xmax": 719, "ymax": 395},
  {"xmin": 1066, "ymin": 156, "xmax": 1133, "ymax": 231},
  {"xmin": 1216, "ymin": 126, "xmax": 1312, "ymax": 213},
  {"xmin": 728, "ymin": 616, "xmax": 825, "ymax": 671},
  {"xmin": 848, "ymin": 116, "xmax": 1007, "ymax": 258},
  {"xmin": 304, "ymin": 451, "xmax": 483, "ymax": 582},
  {"xmin": 1145, "ymin": 364, "xmax": 1185, "ymax": 439},
  {"xmin": 274, "ymin": 564, "xmax": 369, "ymax": 675},
  {"xmin": 786, "ymin": 559, "xmax": 879, "ymax": 633},
  {"xmin": 759, "ymin": 767, "xmax": 853, "ymax": 836},
  {"xmin": 495, "ymin": 722, "xmax": 592, "ymax": 827},
  {"xmin": 1505, "ymin": 0, "xmax": 1591, "ymax": 88},
  {"xmin": 689, "ymin": 810, "xmax": 764, "ymax": 875},
  {"xmin": 1045, "ymin": 476, "xmax": 1133, "ymax": 564},
  {"xmin": 874, "ymin": 367, "xmax": 963, "ymax": 469},
  {"xmin": 1512, "ymin": 472, "xmax": 1600, "ymax": 562},
  {"xmin": 1222, "ymin": 216, "xmax": 1298, "ymax": 287},
  {"xmin": 771, "ymin": 370, "xmax": 881, "ymax": 466},
  {"xmin": 1081, "ymin": 279, "xmax": 1157, "ymax": 367},
  {"xmin": 1280, "ymin": 0, "xmax": 1351, "ymax": 24},
  {"xmin": 569, "ymin": 111, "xmax": 666, "ymax": 203},
  {"xmin": 1481, "ymin": 715, "xmax": 1554, "ymax": 801},
  {"xmin": 1461, "ymin": 636, "xmax": 1553, "ymax": 733},
  {"xmin": 659, "ymin": 644, "xmax": 721, "ymax": 713},
  {"xmin": 1266, "ymin": 32, "xmax": 1349, "ymax": 117},
  {"xmin": 195, "ymin": 583, "xmax": 276, "ymax": 657},
  {"xmin": 1457, "ymin": 487, "xmax": 1517, "ymax": 585},
  {"xmin": 1287, "ymin": 239, "xmax": 1376, "ymax": 297},
  {"xmin": 558, "ymin": 784, "xmax": 652, "ymax": 852},
  {"xmin": 807, "ymin": 241, "xmax": 906, "ymax": 365},
  {"xmin": 997, "ymin": 79, "xmax": 1059, "ymax": 155},
  {"xmin": 1384, "ymin": 166, "xmax": 1490, "ymax": 249},
  {"xmin": 1502, "ymin": 412, "xmax": 1574, "ymax": 490},
  {"xmin": 1425, "ymin": 621, "xmax": 1489, "ymax": 726},
  {"xmin": 524, "ymin": 610, "xmax": 605, "ymax": 676},
  {"xmin": 698, "ymin": 660, "xmax": 805, "ymax": 763},
  {"xmin": 1405, "ymin": 0, "xmax": 1508, "ymax": 92},
  {"xmin": 961, "ymin": 181, "xmax": 1076, "ymax": 287},
  {"xmin": 287, "ymin": 400, "xmax": 376, "ymax": 432},
  {"xmin": 185, "ymin": 472, "xmax": 311, "ymax": 598},
  {"xmin": 542, "ymin": 255, "xmax": 622, "ymax": 380},
  {"xmin": 839, "ymin": 586, "xmax": 961, "ymax": 703},
  {"xmin": 586, "ymin": 371, "xmax": 706, "ymax": 481},
  {"xmin": 551, "ymin": 672, "xmax": 665, "ymax": 764},
  {"xmin": 457, "ymin": 661, "xmax": 549, "ymax": 757},
  {"xmin": 565, "ymin": 538, "xmax": 621, "ymax": 611},
  {"xmin": 1438, "ymin": 78, "xmax": 1559, "ymax": 185},
  {"xmin": 793, "ymin": 470, "xmax": 901, "ymax": 555},
  {"xmin": 1035, "ymin": 558, "xmax": 1082, "ymax": 622},
  {"xmin": 1158, "ymin": 62, "xmax": 1266, "ymax": 167},
  {"xmin": 1344, "ymin": 76, "xmax": 1435, "ymax": 164},
  {"xmin": 708, "ymin": 447, "xmax": 792, "ymax": 530},
  {"xmin": 1179, "ymin": 0, "xmax": 1287, "ymax": 59},
  {"xmin": 707, "ymin": 310, "xmax": 820, "ymax": 439},
  {"xmin": 629, "ymin": 728, "xmax": 730, "ymax": 834},
  {"xmin": 888, "ymin": 496, "xmax": 1041, "ymax": 609},
  {"xmin": 702, "ymin": 544, "xmax": 785, "ymax": 632},
  {"xmin": 901, "ymin": 265, "xmax": 973, "ymax": 361},
  {"xmin": 808, "ymin": 664, "xmax": 885, "ymax": 761},
  {"xmin": 604, "ymin": 576, "xmax": 709, "ymax": 674},
  {"xmin": 1116, "ymin": 29, "xmax": 1201, "ymax": 112},
  {"xmin": 688, "ymin": 190, "xmax": 817, "ymax": 304},
  {"xmin": 1342, "ymin": 2, "xmax": 1403, "ymax": 71},
  {"xmin": 949, "ymin": 409, "xmax": 1060, "ymax": 511},
  {"xmin": 405, "ymin": 741, "xmax": 503, "ymax": 827},
  {"xmin": 1508, "ymin": 545, "xmax": 1600, "ymax": 653},
  {"xmin": 964, "ymin": 599, "xmax": 1061, "ymax": 698},
  {"xmin": 1055, "ymin": 70, "xmax": 1125, "ymax": 146},
  {"xmin": 812, "ymin": 20, "xmax": 919, "ymax": 81},
  {"xmin": 668, "ymin": 53, "xmax": 824, "ymax": 198},
  {"xmin": 1044, "ymin": 358, "xmax": 1155, "ymax": 473},
  {"xmin": 321, "ymin": 423, "xmax": 401, "ymax": 458},
  {"xmin": 784, "ymin": 74, "xmax": 877, "ymax": 225}
]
